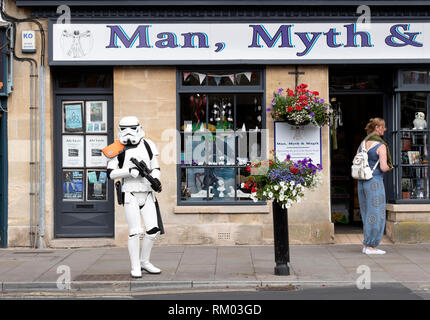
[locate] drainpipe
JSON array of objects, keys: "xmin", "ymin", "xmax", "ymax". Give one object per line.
[{"xmin": 37, "ymin": 65, "xmax": 45, "ymax": 249}]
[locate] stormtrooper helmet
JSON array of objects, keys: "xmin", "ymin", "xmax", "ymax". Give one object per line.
[{"xmin": 118, "ymin": 116, "xmax": 145, "ymax": 145}]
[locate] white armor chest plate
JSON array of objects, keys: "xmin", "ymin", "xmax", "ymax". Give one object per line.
[{"xmin": 122, "ymin": 141, "xmax": 152, "ymax": 192}]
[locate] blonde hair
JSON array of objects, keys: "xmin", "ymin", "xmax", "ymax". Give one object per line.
[{"xmin": 365, "ymin": 118, "xmax": 385, "ymax": 135}]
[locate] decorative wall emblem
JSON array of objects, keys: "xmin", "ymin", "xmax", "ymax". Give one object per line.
[{"xmin": 60, "ymin": 28, "xmax": 94, "ymax": 58}]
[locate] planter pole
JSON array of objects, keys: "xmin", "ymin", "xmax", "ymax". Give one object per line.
[{"xmin": 272, "ymin": 201, "xmax": 290, "ymax": 275}]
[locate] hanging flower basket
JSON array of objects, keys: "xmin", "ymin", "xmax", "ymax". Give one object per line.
[
  {"xmin": 267, "ymin": 84, "xmax": 332, "ymax": 127},
  {"xmin": 243, "ymin": 151, "xmax": 323, "ymax": 209}
]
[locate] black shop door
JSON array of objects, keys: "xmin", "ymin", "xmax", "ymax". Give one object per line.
[{"xmin": 53, "ymin": 94, "xmax": 114, "ymax": 237}]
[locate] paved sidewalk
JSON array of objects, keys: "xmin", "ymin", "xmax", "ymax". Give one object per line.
[{"xmin": 0, "ymin": 244, "xmax": 430, "ymax": 296}]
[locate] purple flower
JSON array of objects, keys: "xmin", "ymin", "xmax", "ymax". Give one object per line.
[
  {"xmin": 320, "ymin": 98, "xmax": 325, "ymax": 103},
  {"xmin": 266, "ymin": 108, "xmax": 272, "ymax": 111},
  {"xmin": 277, "ymin": 88, "xmax": 283, "ymax": 94},
  {"xmin": 310, "ymin": 112, "xmax": 315, "ymax": 117}
]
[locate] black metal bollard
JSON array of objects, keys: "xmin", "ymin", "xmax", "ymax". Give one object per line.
[{"xmin": 272, "ymin": 201, "xmax": 290, "ymax": 275}]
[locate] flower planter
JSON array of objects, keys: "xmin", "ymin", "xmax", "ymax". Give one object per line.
[{"xmin": 272, "ymin": 201, "xmax": 290, "ymax": 275}]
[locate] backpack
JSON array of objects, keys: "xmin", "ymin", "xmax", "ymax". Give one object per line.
[{"xmin": 351, "ymin": 141, "xmax": 380, "ymax": 180}]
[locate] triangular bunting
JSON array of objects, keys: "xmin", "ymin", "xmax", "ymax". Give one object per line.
[
  {"xmin": 183, "ymin": 72, "xmax": 191, "ymax": 81},
  {"xmin": 197, "ymin": 73, "xmax": 206, "ymax": 84},
  {"xmin": 214, "ymin": 76, "xmax": 221, "ymax": 86},
  {"xmin": 244, "ymin": 72, "xmax": 252, "ymax": 82}
]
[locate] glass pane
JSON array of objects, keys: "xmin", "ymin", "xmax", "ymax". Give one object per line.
[
  {"xmin": 329, "ymin": 74, "xmax": 354, "ymax": 90},
  {"xmin": 182, "ymin": 72, "xmax": 206, "ymax": 86},
  {"xmin": 236, "ymin": 71, "xmax": 261, "ymax": 86},
  {"xmin": 58, "ymin": 71, "xmax": 112, "ymax": 88},
  {"xmin": 401, "ymin": 168, "xmax": 429, "ymax": 200},
  {"xmin": 180, "ymin": 94, "xmax": 207, "ymax": 132},
  {"xmin": 400, "ymin": 92, "xmax": 427, "ymax": 129},
  {"xmin": 400, "ymin": 131, "xmax": 428, "ymax": 165},
  {"xmin": 236, "ymin": 167, "xmax": 253, "ymax": 201},
  {"xmin": 208, "ymin": 72, "xmax": 235, "ymax": 86},
  {"xmin": 58, "ymin": 71, "xmax": 82, "ymax": 88},
  {"xmin": 181, "ymin": 168, "xmax": 210, "ymax": 201},
  {"xmin": 236, "ymin": 94, "xmax": 263, "ymax": 131},
  {"xmin": 401, "ymin": 71, "xmax": 428, "ymax": 86},
  {"xmin": 62, "ymin": 170, "xmax": 84, "ymax": 201},
  {"xmin": 63, "ymin": 101, "xmax": 84, "ymax": 133},
  {"xmin": 86, "ymin": 101, "xmax": 108, "ymax": 133},
  {"xmin": 181, "ymin": 131, "xmax": 210, "ymax": 166},
  {"xmin": 205, "ymin": 131, "xmax": 235, "ymax": 166},
  {"xmin": 211, "ymin": 168, "xmax": 235, "ymax": 201},
  {"xmin": 354, "ymin": 74, "xmax": 381, "ymax": 89},
  {"xmin": 86, "ymin": 170, "xmax": 108, "ymax": 201},
  {"xmin": 208, "ymin": 94, "xmax": 234, "ymax": 131}
]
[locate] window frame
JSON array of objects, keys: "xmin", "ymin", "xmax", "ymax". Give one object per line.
[
  {"xmin": 393, "ymin": 69, "xmax": 430, "ymax": 203},
  {"xmin": 176, "ymin": 66, "xmax": 266, "ymax": 206}
]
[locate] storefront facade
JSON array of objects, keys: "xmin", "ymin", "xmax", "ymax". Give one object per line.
[{"xmin": 4, "ymin": 0, "xmax": 430, "ymax": 247}]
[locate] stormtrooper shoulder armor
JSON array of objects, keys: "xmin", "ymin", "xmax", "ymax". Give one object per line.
[{"xmin": 102, "ymin": 141, "xmax": 125, "ymax": 159}]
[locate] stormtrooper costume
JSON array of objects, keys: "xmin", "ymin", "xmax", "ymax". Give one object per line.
[{"xmin": 105, "ymin": 116, "xmax": 163, "ymax": 278}]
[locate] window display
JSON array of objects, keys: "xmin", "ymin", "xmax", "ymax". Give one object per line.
[
  {"xmin": 62, "ymin": 170, "xmax": 84, "ymax": 201},
  {"xmin": 63, "ymin": 101, "xmax": 84, "ymax": 133},
  {"xmin": 86, "ymin": 170, "xmax": 108, "ymax": 201},
  {"xmin": 396, "ymin": 90, "xmax": 430, "ymax": 201},
  {"xmin": 178, "ymin": 69, "xmax": 264, "ymax": 204},
  {"xmin": 61, "ymin": 99, "xmax": 109, "ymax": 202}
]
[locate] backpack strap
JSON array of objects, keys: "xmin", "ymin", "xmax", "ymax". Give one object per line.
[{"xmin": 143, "ymin": 139, "xmax": 153, "ymax": 161}]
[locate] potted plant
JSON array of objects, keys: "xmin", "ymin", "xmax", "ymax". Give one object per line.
[
  {"xmin": 243, "ymin": 152, "xmax": 323, "ymax": 275},
  {"xmin": 268, "ymin": 84, "xmax": 332, "ymax": 127}
]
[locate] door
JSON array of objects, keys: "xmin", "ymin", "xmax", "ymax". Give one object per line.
[{"xmin": 54, "ymin": 94, "xmax": 114, "ymax": 237}]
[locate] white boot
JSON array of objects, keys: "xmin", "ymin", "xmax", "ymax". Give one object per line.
[
  {"xmin": 140, "ymin": 233, "xmax": 161, "ymax": 274},
  {"xmin": 128, "ymin": 234, "xmax": 142, "ymax": 278}
]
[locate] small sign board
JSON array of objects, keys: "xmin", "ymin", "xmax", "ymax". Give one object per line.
[
  {"xmin": 274, "ymin": 122, "xmax": 322, "ymax": 165},
  {"xmin": 22, "ymin": 30, "xmax": 36, "ymax": 53}
]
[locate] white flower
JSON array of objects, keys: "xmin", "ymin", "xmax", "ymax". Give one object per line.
[
  {"xmin": 263, "ymin": 191, "xmax": 267, "ymax": 196},
  {"xmin": 280, "ymin": 181, "xmax": 285, "ymax": 187},
  {"xmin": 241, "ymin": 183, "xmax": 245, "ymax": 188},
  {"xmin": 274, "ymin": 185, "xmax": 279, "ymax": 191},
  {"xmin": 268, "ymin": 192, "xmax": 274, "ymax": 199},
  {"xmin": 282, "ymin": 186, "xmax": 288, "ymax": 191}
]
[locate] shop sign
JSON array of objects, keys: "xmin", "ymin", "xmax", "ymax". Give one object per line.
[
  {"xmin": 274, "ymin": 122, "xmax": 321, "ymax": 165},
  {"xmin": 50, "ymin": 22, "xmax": 430, "ymax": 64}
]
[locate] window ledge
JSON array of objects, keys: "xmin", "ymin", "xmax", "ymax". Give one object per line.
[
  {"xmin": 387, "ymin": 203, "xmax": 430, "ymax": 212},
  {"xmin": 174, "ymin": 205, "xmax": 270, "ymax": 214}
]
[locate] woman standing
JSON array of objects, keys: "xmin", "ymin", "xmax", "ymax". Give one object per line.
[{"xmin": 357, "ymin": 118, "xmax": 393, "ymax": 255}]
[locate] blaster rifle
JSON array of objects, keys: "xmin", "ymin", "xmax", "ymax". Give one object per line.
[{"xmin": 130, "ymin": 157, "xmax": 162, "ymax": 193}]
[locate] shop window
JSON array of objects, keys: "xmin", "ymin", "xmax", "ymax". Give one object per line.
[
  {"xmin": 178, "ymin": 69, "xmax": 265, "ymax": 204},
  {"xmin": 394, "ymin": 91, "xmax": 430, "ymax": 202},
  {"xmin": 329, "ymin": 72, "xmax": 382, "ymax": 90}
]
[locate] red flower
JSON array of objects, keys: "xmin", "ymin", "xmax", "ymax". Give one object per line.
[
  {"xmin": 244, "ymin": 183, "xmax": 250, "ymax": 189},
  {"xmin": 286, "ymin": 89, "xmax": 295, "ymax": 96},
  {"xmin": 312, "ymin": 91, "xmax": 319, "ymax": 96},
  {"xmin": 251, "ymin": 187, "xmax": 257, "ymax": 193},
  {"xmin": 246, "ymin": 166, "xmax": 251, "ymax": 172},
  {"xmin": 295, "ymin": 106, "xmax": 302, "ymax": 111},
  {"xmin": 300, "ymin": 84, "xmax": 308, "ymax": 89},
  {"xmin": 290, "ymin": 166, "xmax": 299, "ymax": 174},
  {"xmin": 287, "ymin": 106, "xmax": 293, "ymax": 112},
  {"xmin": 269, "ymin": 160, "xmax": 274, "ymax": 166}
]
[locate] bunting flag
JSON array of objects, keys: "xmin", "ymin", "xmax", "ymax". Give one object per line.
[
  {"xmin": 183, "ymin": 72, "xmax": 191, "ymax": 81},
  {"xmin": 214, "ymin": 76, "xmax": 221, "ymax": 86},
  {"xmin": 197, "ymin": 73, "xmax": 206, "ymax": 84},
  {"xmin": 244, "ymin": 72, "xmax": 252, "ymax": 82},
  {"xmin": 229, "ymin": 74, "xmax": 235, "ymax": 84}
]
